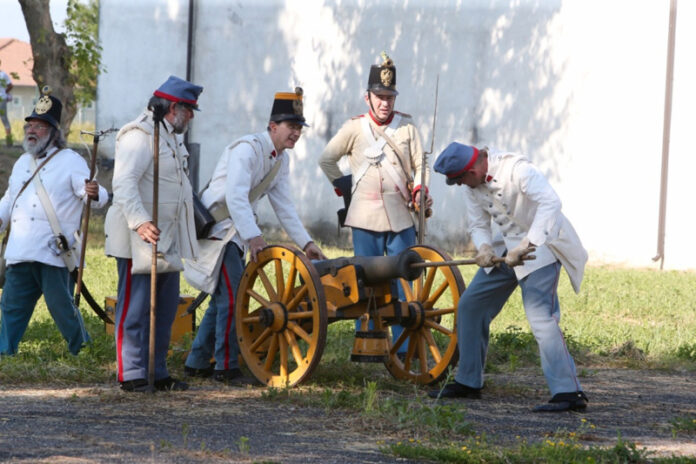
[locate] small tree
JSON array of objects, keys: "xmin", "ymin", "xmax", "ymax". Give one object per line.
[{"xmin": 19, "ymin": 0, "xmax": 102, "ymax": 135}]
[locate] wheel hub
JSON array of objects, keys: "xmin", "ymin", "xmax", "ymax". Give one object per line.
[{"xmin": 259, "ymin": 302, "xmax": 289, "ymax": 333}]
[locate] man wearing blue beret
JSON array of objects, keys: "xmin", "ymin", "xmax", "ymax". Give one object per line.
[
  {"xmin": 430, "ymin": 142, "xmax": 589, "ymax": 412},
  {"xmin": 104, "ymin": 75, "xmax": 202, "ymax": 392}
]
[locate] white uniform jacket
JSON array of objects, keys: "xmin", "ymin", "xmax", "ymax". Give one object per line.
[
  {"xmin": 0, "ymin": 147, "xmax": 108, "ymax": 267},
  {"xmin": 202, "ymin": 130, "xmax": 312, "ymax": 252},
  {"xmin": 318, "ymin": 112, "xmax": 427, "ymax": 232},
  {"xmin": 464, "ymin": 150, "xmax": 587, "ymax": 293},
  {"xmin": 104, "ymin": 110, "xmax": 198, "ymax": 273}
]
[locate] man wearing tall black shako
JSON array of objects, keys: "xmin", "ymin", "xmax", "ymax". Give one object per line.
[{"xmin": 183, "ymin": 88, "xmax": 326, "ymax": 384}]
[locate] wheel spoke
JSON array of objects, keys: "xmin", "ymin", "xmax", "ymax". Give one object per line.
[
  {"xmin": 426, "ymin": 307, "xmax": 456, "ymax": 318},
  {"xmin": 246, "ymin": 288, "xmax": 271, "ymax": 308},
  {"xmin": 425, "ymin": 280, "xmax": 449, "ymax": 309},
  {"xmin": 281, "ymin": 261, "xmax": 298, "ymax": 303},
  {"xmin": 391, "ymin": 329, "xmax": 409, "ymax": 354},
  {"xmin": 425, "ymin": 319, "xmax": 454, "ymax": 336},
  {"xmin": 279, "ymin": 334, "xmax": 289, "ymax": 378},
  {"xmin": 422, "ymin": 267, "xmax": 437, "ymax": 300},
  {"xmin": 249, "ymin": 327, "xmax": 272, "ymax": 353},
  {"xmin": 423, "ymin": 329, "xmax": 443, "ymax": 364},
  {"xmin": 399, "ymin": 278, "xmax": 414, "ymax": 301},
  {"xmin": 285, "ymin": 283, "xmax": 309, "ymax": 311},
  {"xmin": 284, "ymin": 330, "xmax": 304, "ymax": 365},
  {"xmin": 274, "ymin": 259, "xmax": 285, "ymax": 298},
  {"xmin": 287, "ymin": 321, "xmax": 311, "ymax": 344},
  {"xmin": 263, "ymin": 334, "xmax": 279, "ymax": 371},
  {"xmin": 418, "ymin": 335, "xmax": 429, "ymax": 374},
  {"xmin": 257, "ymin": 267, "xmax": 278, "ymax": 301},
  {"xmin": 288, "ymin": 310, "xmax": 314, "ymax": 321}
]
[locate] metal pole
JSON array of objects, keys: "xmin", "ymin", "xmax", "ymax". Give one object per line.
[{"xmin": 653, "ymin": 0, "xmax": 678, "ymax": 270}]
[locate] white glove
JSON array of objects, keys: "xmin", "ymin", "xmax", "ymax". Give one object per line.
[
  {"xmin": 505, "ymin": 237, "xmax": 536, "ymax": 267},
  {"xmin": 475, "ymin": 243, "xmax": 496, "ymax": 268}
]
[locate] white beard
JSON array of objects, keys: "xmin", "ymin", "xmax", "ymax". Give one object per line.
[{"xmin": 23, "ymin": 132, "xmax": 52, "ymax": 156}]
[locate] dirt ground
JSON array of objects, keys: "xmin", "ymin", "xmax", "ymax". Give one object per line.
[{"xmin": 0, "ymin": 367, "xmax": 695, "ymax": 463}]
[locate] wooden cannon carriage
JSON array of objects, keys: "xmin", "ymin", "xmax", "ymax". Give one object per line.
[{"xmin": 234, "ymin": 245, "xmax": 466, "ymax": 387}]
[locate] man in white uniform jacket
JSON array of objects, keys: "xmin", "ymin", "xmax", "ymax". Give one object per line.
[
  {"xmin": 104, "ymin": 75, "xmax": 201, "ymax": 392},
  {"xmin": 0, "ymin": 91, "xmax": 107, "ymax": 355},
  {"xmin": 430, "ymin": 142, "xmax": 589, "ymax": 412},
  {"xmin": 184, "ymin": 88, "xmax": 326, "ymax": 384}
]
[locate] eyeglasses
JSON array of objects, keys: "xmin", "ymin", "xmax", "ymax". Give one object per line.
[{"xmin": 24, "ymin": 122, "xmax": 51, "ymax": 132}]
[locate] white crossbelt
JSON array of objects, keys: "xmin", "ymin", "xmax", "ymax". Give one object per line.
[{"xmin": 353, "ymin": 114, "xmax": 409, "ymax": 202}]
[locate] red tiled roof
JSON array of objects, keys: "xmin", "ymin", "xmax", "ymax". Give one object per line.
[{"xmin": 0, "ymin": 38, "xmax": 36, "ymax": 87}]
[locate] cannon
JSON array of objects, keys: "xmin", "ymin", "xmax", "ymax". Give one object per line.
[{"xmin": 235, "ymin": 245, "xmax": 466, "ymax": 387}]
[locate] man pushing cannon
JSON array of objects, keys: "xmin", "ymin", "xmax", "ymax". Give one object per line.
[{"xmin": 430, "ymin": 142, "xmax": 589, "ymax": 413}]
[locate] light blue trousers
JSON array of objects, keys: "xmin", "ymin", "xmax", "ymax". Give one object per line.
[
  {"xmin": 114, "ymin": 258, "xmax": 179, "ymax": 382},
  {"xmin": 455, "ymin": 260, "xmax": 582, "ymax": 396},
  {"xmin": 0, "ymin": 262, "xmax": 89, "ymax": 355},
  {"xmin": 351, "ymin": 226, "xmax": 416, "ymax": 353},
  {"xmin": 185, "ymin": 242, "xmax": 244, "ymax": 371}
]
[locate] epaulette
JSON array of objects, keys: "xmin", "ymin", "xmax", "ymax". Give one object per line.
[
  {"xmin": 394, "ymin": 110, "xmax": 411, "ymax": 118},
  {"xmin": 351, "ymin": 114, "xmax": 365, "ymax": 120}
]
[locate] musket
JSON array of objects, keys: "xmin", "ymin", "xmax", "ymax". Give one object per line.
[
  {"xmin": 148, "ymin": 111, "xmax": 162, "ymax": 393},
  {"xmin": 74, "ymin": 128, "xmax": 117, "ymax": 308},
  {"xmin": 417, "ymin": 75, "xmax": 439, "ymax": 245}
]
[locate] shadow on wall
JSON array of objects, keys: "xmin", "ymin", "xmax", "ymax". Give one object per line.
[{"xmin": 104, "ymin": 1, "xmax": 568, "ymax": 255}]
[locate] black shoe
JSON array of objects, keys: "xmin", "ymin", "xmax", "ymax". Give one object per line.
[
  {"xmin": 154, "ymin": 376, "xmax": 189, "ymax": 391},
  {"xmin": 214, "ymin": 368, "xmax": 255, "ymax": 386},
  {"xmin": 120, "ymin": 378, "xmax": 150, "ymax": 393},
  {"xmin": 533, "ymin": 391, "xmax": 588, "ymax": 412},
  {"xmin": 184, "ymin": 364, "xmax": 215, "ymax": 378},
  {"xmin": 428, "ymin": 382, "xmax": 482, "ymax": 399}
]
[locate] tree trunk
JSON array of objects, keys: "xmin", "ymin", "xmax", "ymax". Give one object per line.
[{"xmin": 18, "ymin": 0, "xmax": 77, "ymax": 135}]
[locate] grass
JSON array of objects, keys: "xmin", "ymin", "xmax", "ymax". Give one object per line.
[{"xmin": 1, "ymin": 215, "xmax": 696, "ymax": 462}]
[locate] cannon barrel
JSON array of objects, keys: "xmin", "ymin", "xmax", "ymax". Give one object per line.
[{"xmin": 313, "ymin": 249, "xmax": 424, "ymax": 285}]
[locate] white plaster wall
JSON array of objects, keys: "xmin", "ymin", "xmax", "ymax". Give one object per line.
[{"xmin": 96, "ymin": 0, "xmax": 695, "ymax": 271}]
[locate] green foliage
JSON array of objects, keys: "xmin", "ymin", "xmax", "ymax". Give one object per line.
[
  {"xmin": 387, "ymin": 432, "xmax": 682, "ymax": 463},
  {"xmin": 670, "ymin": 415, "xmax": 696, "ymax": 437},
  {"xmin": 64, "ymin": 0, "xmax": 103, "ymax": 106}
]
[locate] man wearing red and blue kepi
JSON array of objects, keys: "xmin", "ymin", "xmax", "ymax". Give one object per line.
[
  {"xmin": 430, "ymin": 142, "xmax": 589, "ymax": 412},
  {"xmin": 104, "ymin": 76, "xmax": 202, "ymax": 392}
]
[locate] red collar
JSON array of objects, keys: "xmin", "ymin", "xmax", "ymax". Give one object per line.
[{"xmin": 368, "ymin": 110, "xmax": 394, "ymax": 126}]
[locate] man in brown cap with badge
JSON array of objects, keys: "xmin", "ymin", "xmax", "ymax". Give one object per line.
[
  {"xmin": 318, "ymin": 52, "xmax": 432, "ymax": 356},
  {"xmin": 183, "ymin": 87, "xmax": 326, "ymax": 384},
  {"xmin": 0, "ymin": 87, "xmax": 107, "ymax": 356}
]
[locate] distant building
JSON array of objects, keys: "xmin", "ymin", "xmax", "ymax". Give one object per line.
[{"xmin": 0, "ymin": 38, "xmax": 94, "ymax": 126}]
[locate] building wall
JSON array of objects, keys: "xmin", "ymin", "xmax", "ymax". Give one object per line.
[{"xmin": 97, "ymin": 0, "xmax": 696, "ymax": 270}]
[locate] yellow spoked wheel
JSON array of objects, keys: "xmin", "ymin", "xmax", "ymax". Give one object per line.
[
  {"xmin": 236, "ymin": 245, "xmax": 327, "ymax": 387},
  {"xmin": 384, "ymin": 245, "xmax": 466, "ymax": 385}
]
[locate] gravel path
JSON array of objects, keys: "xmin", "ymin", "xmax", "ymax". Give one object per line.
[{"xmin": 1, "ymin": 368, "xmax": 695, "ymax": 463}]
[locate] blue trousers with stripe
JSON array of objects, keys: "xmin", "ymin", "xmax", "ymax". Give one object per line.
[
  {"xmin": 0, "ymin": 262, "xmax": 89, "ymax": 355},
  {"xmin": 185, "ymin": 242, "xmax": 244, "ymax": 371},
  {"xmin": 114, "ymin": 258, "xmax": 180, "ymax": 382},
  {"xmin": 455, "ymin": 260, "xmax": 582, "ymax": 395}
]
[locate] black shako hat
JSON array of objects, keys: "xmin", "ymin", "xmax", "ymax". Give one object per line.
[
  {"xmin": 269, "ymin": 87, "xmax": 308, "ymax": 126},
  {"xmin": 367, "ymin": 51, "xmax": 398, "ymax": 95},
  {"xmin": 25, "ymin": 85, "xmax": 62, "ymax": 130}
]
